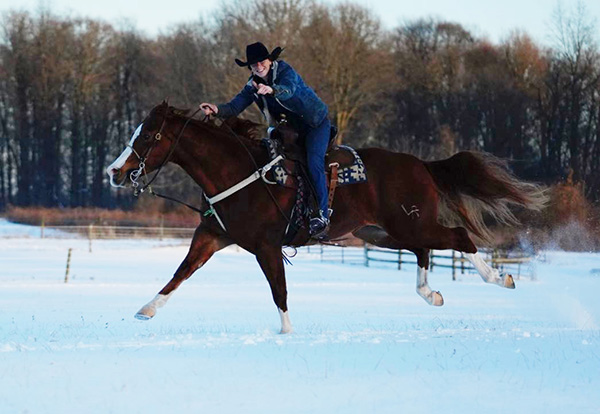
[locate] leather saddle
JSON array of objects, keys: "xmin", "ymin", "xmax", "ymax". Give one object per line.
[
  {"xmin": 263, "ymin": 120, "xmax": 367, "ymax": 245},
  {"xmin": 268, "ymin": 122, "xmax": 355, "ymax": 182}
]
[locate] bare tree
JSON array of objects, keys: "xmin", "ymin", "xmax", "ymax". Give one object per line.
[
  {"xmin": 299, "ymin": 3, "xmax": 390, "ymax": 144},
  {"xmin": 547, "ymin": 0, "xmax": 600, "ymax": 183},
  {"xmin": 66, "ymin": 19, "xmax": 114, "ymax": 206},
  {"xmin": 389, "ymin": 19, "xmax": 473, "ymax": 157},
  {"xmin": 154, "ymin": 22, "xmax": 215, "ymax": 107},
  {"xmin": 1, "ymin": 12, "xmax": 35, "ymax": 206}
]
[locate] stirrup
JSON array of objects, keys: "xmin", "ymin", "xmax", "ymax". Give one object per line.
[{"xmin": 309, "ymin": 212, "xmax": 329, "ymax": 239}]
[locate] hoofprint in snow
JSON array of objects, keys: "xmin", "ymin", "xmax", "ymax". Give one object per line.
[{"xmin": 0, "ymin": 220, "xmax": 599, "ymax": 413}]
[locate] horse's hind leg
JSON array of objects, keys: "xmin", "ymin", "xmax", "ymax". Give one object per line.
[
  {"xmin": 413, "ymin": 225, "xmax": 516, "ymax": 288},
  {"xmin": 464, "ymin": 252, "xmax": 515, "ymax": 289},
  {"xmin": 420, "ymin": 226, "xmax": 514, "ymax": 288},
  {"xmin": 353, "ymin": 227, "xmax": 443, "ymax": 306},
  {"xmin": 410, "ymin": 248, "xmax": 444, "ymax": 306},
  {"xmin": 398, "ymin": 225, "xmax": 515, "ymax": 290},
  {"xmin": 135, "ymin": 225, "xmax": 232, "ymax": 320}
]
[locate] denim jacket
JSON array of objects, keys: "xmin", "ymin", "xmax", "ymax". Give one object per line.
[{"xmin": 217, "ymin": 60, "xmax": 328, "ymax": 128}]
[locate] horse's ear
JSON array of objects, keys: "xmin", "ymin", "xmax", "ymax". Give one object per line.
[{"xmin": 161, "ymin": 98, "xmax": 169, "ymax": 107}]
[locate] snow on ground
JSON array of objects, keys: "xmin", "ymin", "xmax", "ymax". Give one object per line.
[{"xmin": 0, "ymin": 219, "xmax": 599, "ymax": 413}]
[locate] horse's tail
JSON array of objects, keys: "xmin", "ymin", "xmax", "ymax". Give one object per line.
[{"xmin": 425, "ymin": 151, "xmax": 548, "ymax": 245}]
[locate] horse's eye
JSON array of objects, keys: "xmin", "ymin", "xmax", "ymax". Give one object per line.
[{"xmin": 142, "ymin": 133, "xmax": 151, "ymax": 141}]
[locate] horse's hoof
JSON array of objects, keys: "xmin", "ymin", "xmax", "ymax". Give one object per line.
[
  {"xmin": 135, "ymin": 305, "xmax": 156, "ymax": 320},
  {"xmin": 279, "ymin": 327, "xmax": 293, "ymax": 334},
  {"xmin": 503, "ymin": 274, "xmax": 516, "ymax": 289},
  {"xmin": 431, "ymin": 291, "xmax": 444, "ymax": 306}
]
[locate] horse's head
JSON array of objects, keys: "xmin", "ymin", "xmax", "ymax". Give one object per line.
[{"xmin": 106, "ymin": 101, "xmax": 174, "ymax": 188}]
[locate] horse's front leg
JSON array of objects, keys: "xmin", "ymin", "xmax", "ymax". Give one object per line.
[
  {"xmin": 255, "ymin": 246, "xmax": 293, "ymax": 334},
  {"xmin": 135, "ymin": 225, "xmax": 231, "ymax": 320}
]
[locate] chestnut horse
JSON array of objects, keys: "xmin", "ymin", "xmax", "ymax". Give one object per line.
[{"xmin": 107, "ymin": 102, "xmax": 546, "ymax": 333}]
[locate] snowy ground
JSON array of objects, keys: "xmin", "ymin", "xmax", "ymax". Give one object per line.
[{"xmin": 0, "ymin": 219, "xmax": 599, "ymax": 413}]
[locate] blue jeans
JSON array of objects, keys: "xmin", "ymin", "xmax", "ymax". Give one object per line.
[{"xmin": 304, "ymin": 117, "xmax": 331, "ymax": 217}]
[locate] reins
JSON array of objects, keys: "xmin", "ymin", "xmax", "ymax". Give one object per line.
[
  {"xmin": 130, "ymin": 106, "xmax": 293, "ymax": 233},
  {"xmin": 212, "ymin": 113, "xmax": 293, "ymax": 229}
]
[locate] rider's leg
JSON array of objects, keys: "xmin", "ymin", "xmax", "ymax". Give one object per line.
[{"xmin": 305, "ymin": 117, "xmax": 331, "ymax": 221}]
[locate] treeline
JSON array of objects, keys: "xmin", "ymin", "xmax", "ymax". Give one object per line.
[{"xmin": 0, "ymin": 0, "xmax": 599, "ymax": 211}]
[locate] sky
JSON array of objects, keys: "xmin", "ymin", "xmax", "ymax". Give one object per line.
[{"xmin": 2, "ymin": 0, "xmax": 600, "ymax": 46}]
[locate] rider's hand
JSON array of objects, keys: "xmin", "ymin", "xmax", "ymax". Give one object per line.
[
  {"xmin": 200, "ymin": 103, "xmax": 218, "ymax": 116},
  {"xmin": 252, "ymin": 81, "xmax": 273, "ymax": 95}
]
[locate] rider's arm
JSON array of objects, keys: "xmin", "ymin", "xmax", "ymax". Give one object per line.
[{"xmin": 271, "ymin": 62, "xmax": 299, "ymax": 101}]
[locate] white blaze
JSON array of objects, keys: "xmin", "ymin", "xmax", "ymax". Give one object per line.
[{"xmin": 106, "ymin": 123, "xmax": 143, "ymax": 187}]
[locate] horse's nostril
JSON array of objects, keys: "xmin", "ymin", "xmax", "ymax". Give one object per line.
[{"xmin": 108, "ymin": 168, "xmax": 123, "ymax": 183}]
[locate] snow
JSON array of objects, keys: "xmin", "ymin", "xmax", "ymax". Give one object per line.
[{"xmin": 0, "ymin": 218, "xmax": 599, "ymax": 413}]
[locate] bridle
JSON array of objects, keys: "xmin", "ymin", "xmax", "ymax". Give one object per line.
[
  {"xmin": 128, "ymin": 107, "xmax": 200, "ymax": 196},
  {"xmin": 124, "ymin": 105, "xmax": 293, "ymax": 237}
]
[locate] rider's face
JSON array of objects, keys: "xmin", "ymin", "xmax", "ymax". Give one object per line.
[{"xmin": 250, "ymin": 59, "xmax": 272, "ymax": 78}]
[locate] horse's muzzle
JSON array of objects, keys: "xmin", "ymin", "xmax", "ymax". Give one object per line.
[{"xmin": 107, "ymin": 166, "xmax": 132, "ymax": 188}]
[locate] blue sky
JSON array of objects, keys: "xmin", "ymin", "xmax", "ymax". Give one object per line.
[{"xmin": 3, "ymin": 0, "xmax": 599, "ymax": 45}]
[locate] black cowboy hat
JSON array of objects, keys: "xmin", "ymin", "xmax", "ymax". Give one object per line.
[{"xmin": 235, "ymin": 42, "xmax": 283, "ymax": 67}]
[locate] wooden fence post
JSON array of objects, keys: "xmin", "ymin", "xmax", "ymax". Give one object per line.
[
  {"xmin": 452, "ymin": 250, "xmax": 456, "ymax": 280},
  {"xmin": 64, "ymin": 248, "xmax": 72, "ymax": 283},
  {"xmin": 41, "ymin": 218, "xmax": 45, "ymax": 239},
  {"xmin": 88, "ymin": 224, "xmax": 93, "ymax": 253},
  {"xmin": 364, "ymin": 244, "xmax": 369, "ymax": 267},
  {"xmin": 160, "ymin": 215, "xmax": 164, "ymax": 240},
  {"xmin": 397, "ymin": 249, "xmax": 402, "ymax": 270}
]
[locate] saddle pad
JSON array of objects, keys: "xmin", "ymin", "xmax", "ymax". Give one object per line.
[
  {"xmin": 336, "ymin": 145, "xmax": 367, "ymax": 185},
  {"xmin": 262, "ymin": 139, "xmax": 367, "ymax": 187}
]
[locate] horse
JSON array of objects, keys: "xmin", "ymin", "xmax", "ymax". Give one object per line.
[{"xmin": 106, "ymin": 101, "xmax": 547, "ymax": 334}]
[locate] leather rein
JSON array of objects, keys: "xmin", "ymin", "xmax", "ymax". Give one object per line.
[{"xmin": 127, "ymin": 107, "xmax": 292, "ymax": 232}]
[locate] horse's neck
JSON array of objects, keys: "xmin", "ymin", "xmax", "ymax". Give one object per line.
[{"xmin": 174, "ymin": 125, "xmax": 263, "ymax": 196}]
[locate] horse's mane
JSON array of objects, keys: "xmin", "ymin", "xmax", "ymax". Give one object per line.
[{"xmin": 168, "ymin": 106, "xmax": 265, "ymax": 143}]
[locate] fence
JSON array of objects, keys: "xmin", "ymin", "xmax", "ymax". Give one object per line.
[
  {"xmin": 301, "ymin": 244, "xmax": 534, "ymax": 279},
  {"xmin": 39, "ymin": 224, "xmax": 196, "ymax": 240},
  {"xmin": 0, "ymin": 222, "xmax": 196, "ymax": 252},
  {"xmin": 2, "ymin": 221, "xmax": 534, "ymax": 278},
  {"xmin": 0, "ymin": 221, "xmax": 197, "ymax": 240}
]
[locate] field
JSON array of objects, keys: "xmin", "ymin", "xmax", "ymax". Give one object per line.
[{"xmin": 0, "ymin": 219, "xmax": 599, "ymax": 413}]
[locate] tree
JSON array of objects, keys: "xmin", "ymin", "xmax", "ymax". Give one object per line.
[
  {"xmin": 299, "ymin": 3, "xmax": 390, "ymax": 144},
  {"xmin": 387, "ymin": 19, "xmax": 473, "ymax": 157},
  {"xmin": 546, "ymin": 0, "xmax": 600, "ymax": 184},
  {"xmin": 66, "ymin": 19, "xmax": 113, "ymax": 207}
]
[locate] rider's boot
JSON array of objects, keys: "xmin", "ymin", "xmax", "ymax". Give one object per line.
[{"xmin": 309, "ymin": 209, "xmax": 330, "ymax": 239}]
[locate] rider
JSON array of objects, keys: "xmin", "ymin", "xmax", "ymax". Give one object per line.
[{"xmin": 200, "ymin": 42, "xmax": 331, "ymax": 237}]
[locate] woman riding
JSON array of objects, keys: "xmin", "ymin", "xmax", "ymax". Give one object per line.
[{"xmin": 200, "ymin": 42, "xmax": 331, "ymax": 238}]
